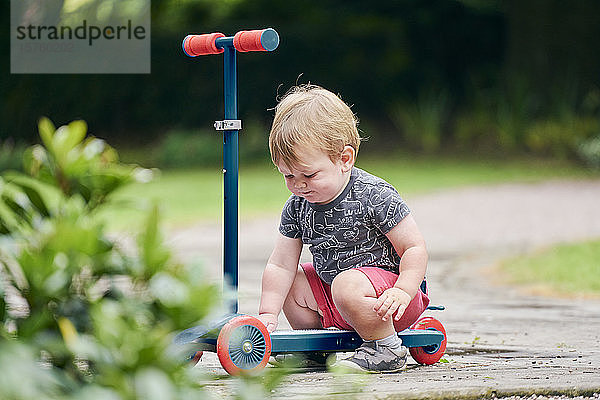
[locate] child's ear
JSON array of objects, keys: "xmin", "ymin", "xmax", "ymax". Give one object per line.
[{"xmin": 340, "ymin": 145, "xmax": 356, "ymax": 172}]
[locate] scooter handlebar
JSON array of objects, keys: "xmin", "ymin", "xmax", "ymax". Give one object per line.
[
  {"xmin": 233, "ymin": 28, "xmax": 279, "ymax": 52},
  {"xmin": 182, "ymin": 32, "xmax": 225, "ymax": 57},
  {"xmin": 182, "ymin": 28, "xmax": 279, "ymax": 57}
]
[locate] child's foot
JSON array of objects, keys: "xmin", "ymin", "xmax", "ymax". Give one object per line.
[{"xmin": 335, "ymin": 340, "xmax": 407, "ymax": 373}]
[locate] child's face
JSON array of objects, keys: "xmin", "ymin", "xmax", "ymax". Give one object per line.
[{"xmin": 277, "ymin": 145, "xmax": 353, "ymax": 204}]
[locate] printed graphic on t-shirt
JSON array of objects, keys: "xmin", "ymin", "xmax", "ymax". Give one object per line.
[{"xmin": 280, "ymin": 168, "xmax": 410, "ymax": 285}]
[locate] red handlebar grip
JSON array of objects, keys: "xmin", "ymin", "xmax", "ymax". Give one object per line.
[
  {"xmin": 233, "ymin": 30, "xmax": 267, "ymax": 52},
  {"xmin": 183, "ymin": 33, "xmax": 225, "ymax": 56}
]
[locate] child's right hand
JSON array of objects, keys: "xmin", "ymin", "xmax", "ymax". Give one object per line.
[{"xmin": 258, "ymin": 313, "xmax": 278, "ymax": 332}]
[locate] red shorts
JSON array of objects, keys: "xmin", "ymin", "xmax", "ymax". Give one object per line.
[{"xmin": 301, "ymin": 263, "xmax": 430, "ymax": 332}]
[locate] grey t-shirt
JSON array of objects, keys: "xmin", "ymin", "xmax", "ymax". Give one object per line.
[{"xmin": 279, "ymin": 167, "xmax": 411, "ymax": 285}]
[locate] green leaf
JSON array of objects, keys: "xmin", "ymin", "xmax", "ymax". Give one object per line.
[
  {"xmin": 149, "ymin": 273, "xmax": 189, "ymax": 307},
  {"xmin": 138, "ymin": 205, "xmax": 170, "ymax": 278},
  {"xmin": 0, "ymin": 342, "xmax": 67, "ymax": 398},
  {"xmin": 0, "ymin": 189, "xmax": 28, "ymax": 234},
  {"xmin": 5, "ymin": 174, "xmax": 52, "ymax": 217},
  {"xmin": 38, "ymin": 117, "xmax": 56, "ymax": 152},
  {"xmin": 72, "ymin": 386, "xmax": 121, "ymax": 400},
  {"xmin": 22, "ymin": 145, "xmax": 48, "ymax": 178},
  {"xmin": 82, "ymin": 138, "xmax": 107, "ymax": 160},
  {"xmin": 66, "ymin": 120, "xmax": 88, "ymax": 149},
  {"xmin": 51, "ymin": 126, "xmax": 71, "ymax": 166},
  {"xmin": 52, "ymin": 120, "xmax": 88, "ymax": 169},
  {"xmin": 134, "ymin": 368, "xmax": 175, "ymax": 400},
  {"xmin": 1, "ymin": 192, "xmax": 30, "ymax": 221}
]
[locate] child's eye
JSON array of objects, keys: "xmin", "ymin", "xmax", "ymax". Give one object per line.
[
  {"xmin": 284, "ymin": 174, "xmax": 294, "ymax": 179},
  {"xmin": 304, "ymin": 173, "xmax": 317, "ymax": 179}
]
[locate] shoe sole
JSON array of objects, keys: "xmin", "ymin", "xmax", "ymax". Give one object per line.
[{"xmin": 334, "ymin": 359, "xmax": 407, "ymax": 374}]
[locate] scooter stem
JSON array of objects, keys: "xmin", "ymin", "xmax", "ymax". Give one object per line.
[
  {"xmin": 222, "ymin": 44, "xmax": 239, "ymax": 314},
  {"xmin": 182, "ymin": 29, "xmax": 279, "ymax": 314}
]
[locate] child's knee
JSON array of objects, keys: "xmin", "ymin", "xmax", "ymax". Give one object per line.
[{"xmin": 331, "ymin": 269, "xmax": 372, "ymax": 309}]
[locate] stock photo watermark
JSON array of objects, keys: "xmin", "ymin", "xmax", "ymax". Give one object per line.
[{"xmin": 11, "ymin": 0, "xmax": 151, "ymax": 74}]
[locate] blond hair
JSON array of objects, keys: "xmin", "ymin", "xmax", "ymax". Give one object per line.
[{"xmin": 269, "ymin": 85, "xmax": 361, "ymax": 167}]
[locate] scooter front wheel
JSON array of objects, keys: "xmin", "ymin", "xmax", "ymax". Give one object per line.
[{"xmin": 217, "ymin": 315, "xmax": 272, "ymax": 375}]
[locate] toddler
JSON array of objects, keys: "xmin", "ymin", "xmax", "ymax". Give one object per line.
[{"xmin": 258, "ymin": 85, "xmax": 429, "ymax": 373}]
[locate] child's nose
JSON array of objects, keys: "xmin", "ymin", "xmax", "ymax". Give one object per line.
[{"xmin": 294, "ymin": 179, "xmax": 307, "ymax": 188}]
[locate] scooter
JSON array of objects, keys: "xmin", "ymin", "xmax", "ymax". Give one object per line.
[{"xmin": 175, "ymin": 28, "xmax": 447, "ymax": 375}]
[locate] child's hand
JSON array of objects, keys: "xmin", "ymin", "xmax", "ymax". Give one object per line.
[
  {"xmin": 257, "ymin": 313, "xmax": 278, "ymax": 332},
  {"xmin": 373, "ymin": 287, "xmax": 411, "ymax": 322}
]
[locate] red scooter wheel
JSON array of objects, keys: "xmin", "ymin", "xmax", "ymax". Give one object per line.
[
  {"xmin": 409, "ymin": 317, "xmax": 447, "ymax": 365},
  {"xmin": 189, "ymin": 351, "xmax": 203, "ymax": 366},
  {"xmin": 217, "ymin": 315, "xmax": 271, "ymax": 375}
]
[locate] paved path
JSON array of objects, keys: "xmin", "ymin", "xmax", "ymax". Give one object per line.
[{"xmin": 167, "ymin": 179, "xmax": 600, "ymax": 399}]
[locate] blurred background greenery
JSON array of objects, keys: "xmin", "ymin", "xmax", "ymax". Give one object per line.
[{"xmin": 2, "ymin": 0, "xmax": 600, "ymax": 171}]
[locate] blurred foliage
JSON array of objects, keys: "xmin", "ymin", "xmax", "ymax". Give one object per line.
[
  {"xmin": 22, "ymin": 118, "xmax": 154, "ymax": 209},
  {"xmin": 389, "ymin": 88, "xmax": 450, "ymax": 153},
  {"xmin": 0, "ymin": 139, "xmax": 26, "ymax": 172},
  {"xmin": 2, "ymin": 0, "xmax": 600, "ymax": 164},
  {"xmin": 453, "ymin": 109, "xmax": 498, "ymax": 153},
  {"xmin": 578, "ymin": 135, "xmax": 600, "ymax": 170},
  {"xmin": 0, "ymin": 0, "xmax": 505, "ymax": 142},
  {"xmin": 0, "ymin": 118, "xmax": 221, "ymax": 398},
  {"xmin": 155, "ymin": 129, "xmax": 222, "ymax": 169},
  {"xmin": 495, "ymin": 78, "xmax": 535, "ymax": 151},
  {"xmin": 146, "ymin": 119, "xmax": 269, "ymax": 169},
  {"xmin": 525, "ymin": 116, "xmax": 599, "ymax": 159}
]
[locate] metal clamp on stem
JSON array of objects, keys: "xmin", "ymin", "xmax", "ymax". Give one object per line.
[{"xmin": 214, "ymin": 120, "xmax": 242, "ymax": 131}]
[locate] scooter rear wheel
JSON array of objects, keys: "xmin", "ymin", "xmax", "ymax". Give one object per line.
[
  {"xmin": 409, "ymin": 317, "xmax": 447, "ymax": 365},
  {"xmin": 217, "ymin": 315, "xmax": 272, "ymax": 375}
]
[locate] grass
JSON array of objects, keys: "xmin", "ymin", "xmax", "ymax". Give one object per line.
[
  {"xmin": 356, "ymin": 154, "xmax": 591, "ymax": 194},
  {"xmin": 497, "ymin": 239, "xmax": 600, "ymax": 297},
  {"xmin": 98, "ymin": 163, "xmax": 288, "ymax": 232},
  {"xmin": 100, "ymin": 154, "xmax": 594, "ymax": 232}
]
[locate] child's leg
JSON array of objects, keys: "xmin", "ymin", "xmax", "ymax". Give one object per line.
[
  {"xmin": 330, "ymin": 269, "xmax": 396, "ymax": 340},
  {"xmin": 282, "ymin": 266, "xmax": 322, "ymax": 329},
  {"xmin": 332, "ymin": 269, "xmax": 415, "ymax": 372}
]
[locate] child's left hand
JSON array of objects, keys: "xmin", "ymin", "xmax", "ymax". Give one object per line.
[{"xmin": 373, "ymin": 287, "xmax": 411, "ymax": 322}]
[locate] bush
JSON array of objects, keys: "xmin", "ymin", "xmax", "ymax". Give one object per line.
[
  {"xmin": 153, "ymin": 120, "xmax": 269, "ymax": 169},
  {"xmin": 525, "ymin": 116, "xmax": 599, "ymax": 159},
  {"xmin": 0, "ymin": 118, "xmax": 219, "ymax": 399},
  {"xmin": 495, "ymin": 83, "xmax": 535, "ymax": 152},
  {"xmin": 156, "ymin": 129, "xmax": 222, "ymax": 169},
  {"xmin": 453, "ymin": 109, "xmax": 499, "ymax": 153},
  {"xmin": 578, "ymin": 135, "xmax": 600, "ymax": 170},
  {"xmin": 389, "ymin": 89, "xmax": 450, "ymax": 153}
]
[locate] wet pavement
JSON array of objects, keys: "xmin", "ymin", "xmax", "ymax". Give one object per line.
[{"xmin": 167, "ymin": 179, "xmax": 600, "ymax": 399}]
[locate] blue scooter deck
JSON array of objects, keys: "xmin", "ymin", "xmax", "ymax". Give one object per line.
[
  {"xmin": 174, "ymin": 317, "xmax": 444, "ymax": 354},
  {"xmin": 269, "ymin": 328, "xmax": 444, "ymax": 353}
]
